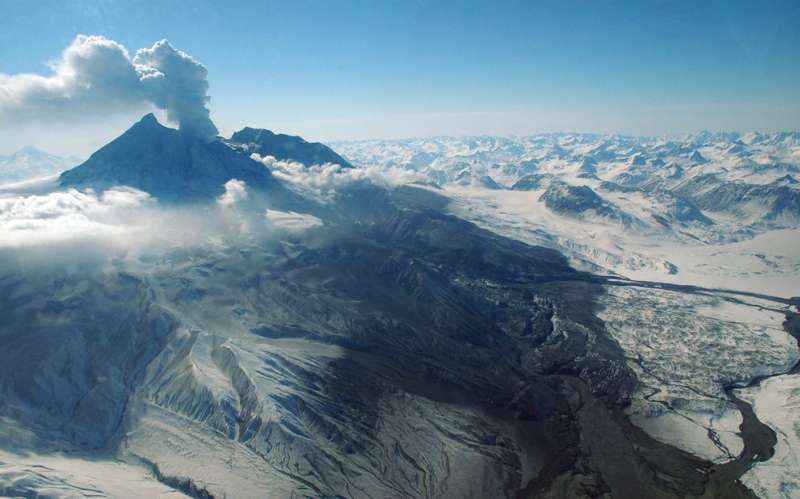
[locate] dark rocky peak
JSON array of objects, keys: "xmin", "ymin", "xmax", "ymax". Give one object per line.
[
  {"xmin": 229, "ymin": 127, "xmax": 352, "ymax": 168},
  {"xmin": 774, "ymin": 174, "xmax": 798, "ymax": 186},
  {"xmin": 628, "ymin": 154, "xmax": 647, "ymax": 166},
  {"xmin": 666, "ymin": 162, "xmax": 684, "ymax": 179},
  {"xmin": 59, "ymin": 114, "xmax": 279, "ymax": 202},
  {"xmin": 690, "ymin": 150, "xmax": 708, "ymax": 164},
  {"xmin": 540, "ymin": 181, "xmax": 605, "ymax": 214},
  {"xmin": 511, "ymin": 173, "xmax": 554, "ymax": 191},
  {"xmin": 578, "ymin": 157, "xmax": 598, "ymax": 173}
]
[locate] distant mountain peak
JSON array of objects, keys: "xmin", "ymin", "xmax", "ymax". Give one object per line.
[
  {"xmin": 0, "ymin": 145, "xmax": 77, "ymax": 183},
  {"xmin": 14, "ymin": 145, "xmax": 50, "ymax": 156},
  {"xmin": 774, "ymin": 174, "xmax": 798, "ymax": 185},
  {"xmin": 690, "ymin": 150, "xmax": 708, "ymax": 164},
  {"xmin": 628, "ymin": 154, "xmax": 646, "ymax": 166}
]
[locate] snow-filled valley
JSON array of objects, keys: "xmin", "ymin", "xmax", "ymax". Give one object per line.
[{"xmin": 334, "ymin": 132, "xmax": 800, "ymax": 296}]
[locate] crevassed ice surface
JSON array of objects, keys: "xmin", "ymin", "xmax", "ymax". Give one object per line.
[{"xmin": 598, "ymin": 286, "xmax": 798, "ymax": 463}]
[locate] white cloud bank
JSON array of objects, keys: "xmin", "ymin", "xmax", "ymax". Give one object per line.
[
  {"xmin": 0, "ymin": 35, "xmax": 217, "ymax": 140},
  {"xmin": 0, "ymin": 187, "xmax": 153, "ymax": 247},
  {"xmin": 265, "ymin": 209, "xmax": 322, "ymax": 232},
  {"xmin": 254, "ymin": 154, "xmax": 424, "ymax": 199},
  {"xmin": 217, "ymin": 179, "xmax": 249, "ymax": 206},
  {"xmin": 0, "ymin": 180, "xmax": 323, "ymax": 253}
]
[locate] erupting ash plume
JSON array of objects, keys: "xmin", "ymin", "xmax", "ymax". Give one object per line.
[{"xmin": 0, "ymin": 35, "xmax": 218, "ymax": 141}]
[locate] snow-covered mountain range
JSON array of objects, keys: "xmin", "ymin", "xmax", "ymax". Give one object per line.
[
  {"xmin": 334, "ymin": 132, "xmax": 800, "ymax": 296},
  {"xmin": 0, "ymin": 118, "xmax": 798, "ymax": 499},
  {"xmin": 0, "ymin": 146, "xmax": 80, "ymax": 184},
  {"xmin": 335, "ymin": 132, "xmax": 800, "ymax": 229}
]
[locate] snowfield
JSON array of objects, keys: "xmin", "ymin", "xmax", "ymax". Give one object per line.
[
  {"xmin": 442, "ymin": 185, "xmax": 800, "ymax": 297},
  {"xmin": 0, "ymin": 448, "xmax": 187, "ymax": 498}
]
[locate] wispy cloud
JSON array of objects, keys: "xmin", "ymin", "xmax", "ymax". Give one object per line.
[
  {"xmin": 255, "ymin": 154, "xmax": 424, "ymax": 199},
  {"xmin": 0, "ymin": 180, "xmax": 322, "ymax": 259}
]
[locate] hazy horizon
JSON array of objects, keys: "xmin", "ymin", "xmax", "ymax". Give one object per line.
[
  {"xmin": 3, "ymin": 110, "xmax": 799, "ymax": 160},
  {"xmin": 2, "ymin": 0, "xmax": 799, "ymax": 156}
]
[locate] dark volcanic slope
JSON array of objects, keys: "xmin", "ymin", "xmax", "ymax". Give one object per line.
[
  {"xmin": 0, "ymin": 180, "xmax": 758, "ymax": 498},
  {"xmin": 59, "ymin": 114, "xmax": 281, "ymax": 201},
  {"xmin": 229, "ymin": 126, "xmax": 352, "ymax": 167},
  {"xmin": 321, "ymin": 186, "xmax": 742, "ymax": 498}
]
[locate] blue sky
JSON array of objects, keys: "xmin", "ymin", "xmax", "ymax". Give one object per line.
[{"xmin": 1, "ymin": 0, "xmax": 799, "ymax": 155}]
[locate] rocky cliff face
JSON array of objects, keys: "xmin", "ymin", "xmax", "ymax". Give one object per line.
[{"xmin": 229, "ymin": 126, "xmax": 352, "ymax": 168}]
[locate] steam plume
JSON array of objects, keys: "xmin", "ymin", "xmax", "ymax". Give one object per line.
[{"xmin": 0, "ymin": 35, "xmax": 218, "ymax": 140}]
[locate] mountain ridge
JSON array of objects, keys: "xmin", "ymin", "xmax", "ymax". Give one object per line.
[
  {"xmin": 228, "ymin": 126, "xmax": 352, "ymax": 168},
  {"xmin": 59, "ymin": 113, "xmax": 279, "ymax": 201},
  {"xmin": 58, "ymin": 114, "xmax": 352, "ymax": 202}
]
